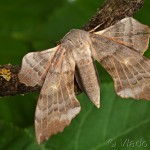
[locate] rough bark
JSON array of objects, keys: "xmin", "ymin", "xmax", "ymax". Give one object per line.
[
  {"xmin": 83, "ymin": 0, "xmax": 144, "ymax": 31},
  {"xmin": 0, "ymin": 0, "xmax": 145, "ymax": 97}
]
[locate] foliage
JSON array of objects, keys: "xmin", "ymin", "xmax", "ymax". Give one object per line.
[{"xmin": 0, "ymin": 0, "xmax": 150, "ymax": 149}]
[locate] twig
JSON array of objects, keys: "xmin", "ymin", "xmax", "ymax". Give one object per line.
[{"xmin": 83, "ymin": 0, "xmax": 144, "ymax": 31}]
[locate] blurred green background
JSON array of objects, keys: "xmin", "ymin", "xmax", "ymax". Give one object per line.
[{"xmin": 0, "ymin": 0, "xmax": 150, "ymax": 149}]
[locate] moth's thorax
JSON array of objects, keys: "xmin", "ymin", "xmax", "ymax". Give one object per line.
[
  {"xmin": 62, "ymin": 29, "xmax": 92, "ymax": 60},
  {"xmin": 62, "ymin": 29, "xmax": 89, "ymax": 42}
]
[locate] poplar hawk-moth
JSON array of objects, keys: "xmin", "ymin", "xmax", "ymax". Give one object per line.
[{"xmin": 18, "ymin": 17, "xmax": 150, "ymax": 144}]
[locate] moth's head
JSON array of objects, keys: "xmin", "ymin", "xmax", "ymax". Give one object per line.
[{"xmin": 62, "ymin": 29, "xmax": 91, "ymax": 56}]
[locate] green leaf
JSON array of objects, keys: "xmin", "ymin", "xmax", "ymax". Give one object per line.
[
  {"xmin": 1, "ymin": 84, "xmax": 150, "ymax": 150},
  {"xmin": 0, "ymin": 93, "xmax": 38, "ymax": 127},
  {"xmin": 0, "ymin": 120, "xmax": 46, "ymax": 150}
]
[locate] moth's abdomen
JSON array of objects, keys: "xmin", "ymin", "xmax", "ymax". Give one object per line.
[
  {"xmin": 62, "ymin": 29, "xmax": 100, "ymax": 107},
  {"xmin": 75, "ymin": 57, "xmax": 100, "ymax": 108}
]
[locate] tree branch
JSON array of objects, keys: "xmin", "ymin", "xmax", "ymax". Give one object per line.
[
  {"xmin": 0, "ymin": 0, "xmax": 144, "ymax": 97},
  {"xmin": 83, "ymin": 0, "xmax": 144, "ymax": 31}
]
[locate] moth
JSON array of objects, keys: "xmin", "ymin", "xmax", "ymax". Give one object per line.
[{"xmin": 19, "ymin": 17, "xmax": 150, "ymax": 144}]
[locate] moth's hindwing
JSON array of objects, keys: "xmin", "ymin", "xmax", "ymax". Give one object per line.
[
  {"xmin": 18, "ymin": 46, "xmax": 59, "ymax": 86},
  {"xmin": 96, "ymin": 17, "xmax": 150, "ymax": 55}
]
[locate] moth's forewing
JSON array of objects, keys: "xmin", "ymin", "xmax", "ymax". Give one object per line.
[
  {"xmin": 35, "ymin": 46, "xmax": 81, "ymax": 144},
  {"xmin": 18, "ymin": 46, "xmax": 59, "ymax": 86},
  {"xmin": 96, "ymin": 17, "xmax": 150, "ymax": 55},
  {"xmin": 90, "ymin": 33, "xmax": 150, "ymax": 100}
]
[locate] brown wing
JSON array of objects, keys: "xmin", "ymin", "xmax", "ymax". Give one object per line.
[
  {"xmin": 91, "ymin": 33, "xmax": 150, "ymax": 100},
  {"xmin": 96, "ymin": 17, "xmax": 150, "ymax": 55},
  {"xmin": 18, "ymin": 46, "xmax": 59, "ymax": 86},
  {"xmin": 35, "ymin": 47, "xmax": 81, "ymax": 144}
]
